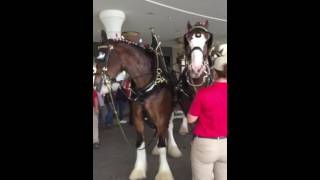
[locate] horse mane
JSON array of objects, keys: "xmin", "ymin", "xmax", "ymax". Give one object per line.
[{"xmin": 107, "ymin": 39, "xmax": 156, "ymax": 58}]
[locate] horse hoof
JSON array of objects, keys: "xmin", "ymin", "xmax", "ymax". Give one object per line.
[
  {"xmin": 168, "ymin": 146, "xmax": 182, "ymax": 158},
  {"xmin": 129, "ymin": 168, "xmax": 146, "ymax": 180},
  {"xmin": 155, "ymin": 171, "xmax": 174, "ymax": 180},
  {"xmin": 152, "ymin": 146, "xmax": 160, "ymax": 155}
]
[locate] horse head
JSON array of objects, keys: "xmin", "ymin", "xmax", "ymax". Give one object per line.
[
  {"xmin": 184, "ymin": 20, "xmax": 213, "ymax": 78},
  {"xmin": 93, "ymin": 30, "xmax": 122, "ymax": 95}
]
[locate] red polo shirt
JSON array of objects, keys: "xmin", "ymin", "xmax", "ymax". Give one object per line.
[{"xmin": 188, "ymin": 82, "xmax": 227, "ymax": 137}]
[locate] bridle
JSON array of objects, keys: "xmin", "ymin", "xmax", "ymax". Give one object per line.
[
  {"xmin": 186, "ymin": 62, "xmax": 212, "ymax": 87},
  {"xmin": 185, "ymin": 26, "xmax": 213, "ymax": 58},
  {"xmin": 96, "ymin": 44, "xmax": 114, "ymax": 72},
  {"xmin": 184, "ymin": 28, "xmax": 213, "ymax": 87},
  {"xmin": 96, "ymin": 44, "xmax": 114, "ymax": 89}
]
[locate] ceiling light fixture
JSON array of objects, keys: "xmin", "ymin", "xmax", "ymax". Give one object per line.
[{"xmin": 99, "ymin": 10, "xmax": 126, "ymax": 39}]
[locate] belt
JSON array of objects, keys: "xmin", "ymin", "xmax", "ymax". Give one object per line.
[{"xmin": 193, "ymin": 135, "xmax": 227, "ymax": 140}]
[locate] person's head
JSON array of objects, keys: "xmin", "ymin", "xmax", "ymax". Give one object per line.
[{"xmin": 213, "ymin": 56, "xmax": 227, "ymax": 80}]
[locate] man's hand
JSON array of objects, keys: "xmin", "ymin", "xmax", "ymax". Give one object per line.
[{"xmin": 187, "ymin": 114, "xmax": 198, "ymax": 124}]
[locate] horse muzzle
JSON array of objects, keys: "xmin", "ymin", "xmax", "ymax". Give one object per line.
[{"xmin": 188, "ymin": 64, "xmax": 205, "ymax": 78}]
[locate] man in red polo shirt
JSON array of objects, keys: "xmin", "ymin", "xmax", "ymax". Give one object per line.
[{"xmin": 187, "ymin": 55, "xmax": 227, "ymax": 180}]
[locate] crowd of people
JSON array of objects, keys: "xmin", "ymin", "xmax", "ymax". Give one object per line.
[{"xmin": 93, "ymin": 77, "xmax": 130, "ymax": 149}]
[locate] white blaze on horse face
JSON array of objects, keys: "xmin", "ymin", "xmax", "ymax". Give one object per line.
[
  {"xmin": 191, "ymin": 51, "xmax": 204, "ymax": 70},
  {"xmin": 189, "ymin": 34, "xmax": 206, "ymax": 72}
]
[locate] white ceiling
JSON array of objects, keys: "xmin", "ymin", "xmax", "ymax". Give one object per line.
[{"xmin": 93, "ymin": 0, "xmax": 227, "ymax": 47}]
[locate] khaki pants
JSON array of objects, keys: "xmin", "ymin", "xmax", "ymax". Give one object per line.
[
  {"xmin": 191, "ymin": 137, "xmax": 227, "ymax": 180},
  {"xmin": 93, "ymin": 108, "xmax": 99, "ymax": 144}
]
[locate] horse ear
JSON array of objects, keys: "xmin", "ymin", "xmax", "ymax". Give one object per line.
[
  {"xmin": 187, "ymin": 21, "xmax": 192, "ymax": 31},
  {"xmin": 101, "ymin": 30, "xmax": 108, "ymax": 42},
  {"xmin": 204, "ymin": 20, "xmax": 209, "ymax": 28}
]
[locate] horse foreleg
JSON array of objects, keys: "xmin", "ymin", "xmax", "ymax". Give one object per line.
[
  {"xmin": 179, "ymin": 115, "xmax": 189, "ymax": 135},
  {"xmin": 152, "ymin": 139, "xmax": 160, "ymax": 155},
  {"xmin": 153, "ymin": 113, "xmax": 182, "ymax": 158},
  {"xmin": 130, "ymin": 140, "xmax": 147, "ymax": 180},
  {"xmin": 167, "ymin": 113, "xmax": 182, "ymax": 158},
  {"xmin": 144, "ymin": 91, "xmax": 174, "ymax": 180},
  {"xmin": 129, "ymin": 104, "xmax": 147, "ymax": 180},
  {"xmin": 177, "ymin": 101, "xmax": 189, "ymax": 136},
  {"xmin": 155, "ymin": 133, "xmax": 174, "ymax": 180}
]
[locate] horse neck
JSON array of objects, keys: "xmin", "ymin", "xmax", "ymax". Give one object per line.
[{"xmin": 117, "ymin": 43, "xmax": 154, "ymax": 89}]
